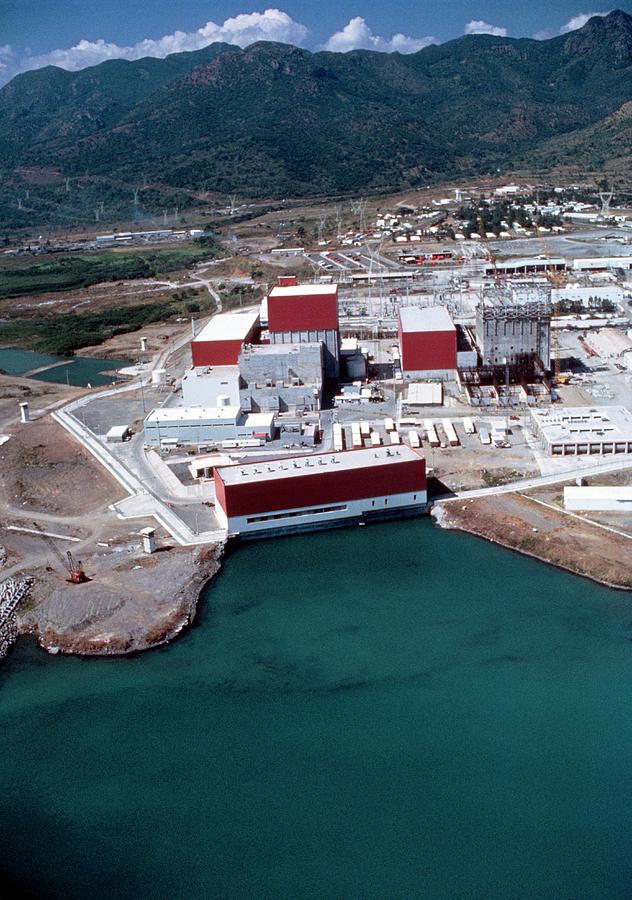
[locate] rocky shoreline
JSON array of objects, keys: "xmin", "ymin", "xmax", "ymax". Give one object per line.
[
  {"xmin": 432, "ymin": 495, "xmax": 632, "ymax": 592},
  {"xmin": 16, "ymin": 543, "xmax": 225, "ymax": 657}
]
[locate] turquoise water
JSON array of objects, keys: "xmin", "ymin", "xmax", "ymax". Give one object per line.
[
  {"xmin": 0, "ymin": 347, "xmax": 127, "ymax": 386},
  {"xmin": 2, "ymin": 520, "xmax": 632, "ymax": 899}
]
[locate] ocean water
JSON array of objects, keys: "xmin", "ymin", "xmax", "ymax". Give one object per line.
[
  {"xmin": 0, "ymin": 347, "xmax": 127, "ymax": 386},
  {"xmin": 2, "ymin": 519, "xmax": 632, "ymax": 899}
]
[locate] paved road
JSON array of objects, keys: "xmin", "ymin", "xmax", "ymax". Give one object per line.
[{"xmin": 435, "ymin": 456, "xmax": 632, "ymax": 502}]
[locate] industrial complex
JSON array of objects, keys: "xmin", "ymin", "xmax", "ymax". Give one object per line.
[{"xmin": 4, "ymin": 181, "xmax": 632, "ymax": 565}]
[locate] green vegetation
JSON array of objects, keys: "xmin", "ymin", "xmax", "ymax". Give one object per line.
[
  {"xmin": 1, "ymin": 11, "xmax": 632, "ymax": 225},
  {"xmin": 0, "ymin": 301, "xmax": 180, "ymax": 356},
  {"xmin": 0, "ymin": 246, "xmax": 221, "ymax": 300}
]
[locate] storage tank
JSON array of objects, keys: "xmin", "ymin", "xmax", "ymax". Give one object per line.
[{"xmin": 151, "ymin": 368, "xmax": 167, "ymax": 386}]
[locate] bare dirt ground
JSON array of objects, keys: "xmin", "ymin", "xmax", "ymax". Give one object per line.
[
  {"xmin": 0, "ymin": 417, "xmax": 123, "ymax": 516},
  {"xmin": 528, "ymin": 469, "xmax": 632, "ymax": 537},
  {"xmin": 2, "ymin": 277, "xmax": 180, "ymax": 320},
  {"xmin": 0, "ymin": 410, "xmax": 225, "ymax": 657},
  {"xmin": 437, "ymin": 492, "xmax": 632, "ymax": 590},
  {"xmin": 18, "ymin": 540, "xmax": 223, "ymax": 655},
  {"xmin": 0, "ymin": 373, "xmax": 81, "ymax": 426}
]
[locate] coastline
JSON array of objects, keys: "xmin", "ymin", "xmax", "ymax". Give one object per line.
[
  {"xmin": 432, "ymin": 496, "xmax": 632, "ymax": 592},
  {"xmin": 16, "ymin": 542, "xmax": 225, "ymax": 657}
]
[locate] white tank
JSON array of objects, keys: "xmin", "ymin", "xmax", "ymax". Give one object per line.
[{"xmin": 151, "ymin": 368, "xmax": 167, "ymax": 385}]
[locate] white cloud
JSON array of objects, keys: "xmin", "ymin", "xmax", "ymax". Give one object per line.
[
  {"xmin": 0, "ymin": 9, "xmax": 308, "ymax": 84},
  {"xmin": 0, "ymin": 44, "xmax": 13, "ymax": 71},
  {"xmin": 464, "ymin": 20, "xmax": 508, "ymax": 37},
  {"xmin": 559, "ymin": 10, "xmax": 611, "ymax": 33},
  {"xmin": 324, "ymin": 17, "xmax": 435, "ymax": 54}
]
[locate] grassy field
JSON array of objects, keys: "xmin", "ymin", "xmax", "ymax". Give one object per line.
[{"xmin": 0, "ymin": 245, "xmax": 221, "ymax": 300}]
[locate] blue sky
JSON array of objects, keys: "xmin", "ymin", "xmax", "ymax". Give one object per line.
[{"xmin": 2, "ymin": 1, "xmax": 631, "ymax": 85}]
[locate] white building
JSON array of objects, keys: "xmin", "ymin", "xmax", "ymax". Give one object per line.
[
  {"xmin": 564, "ymin": 486, "xmax": 632, "ymax": 511},
  {"xmin": 181, "ymin": 365, "xmax": 241, "ymax": 407},
  {"xmin": 531, "ymin": 407, "xmax": 632, "ymax": 456}
]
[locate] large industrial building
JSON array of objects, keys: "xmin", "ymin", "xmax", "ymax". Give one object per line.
[
  {"xmin": 398, "ymin": 306, "xmax": 457, "ymax": 379},
  {"xmin": 267, "ymin": 282, "xmax": 340, "ymax": 377},
  {"xmin": 143, "ymin": 406, "xmax": 274, "ymax": 447},
  {"xmin": 238, "ymin": 342, "xmax": 323, "ymax": 413},
  {"xmin": 191, "ymin": 310, "xmax": 260, "ymax": 367},
  {"xmin": 531, "ymin": 406, "xmax": 632, "ymax": 456},
  {"xmin": 214, "ymin": 446, "xmax": 427, "ymax": 536},
  {"xmin": 476, "ymin": 282, "xmax": 551, "ymax": 371}
]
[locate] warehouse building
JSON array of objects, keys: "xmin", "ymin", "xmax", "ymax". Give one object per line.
[
  {"xmin": 267, "ymin": 282, "xmax": 340, "ymax": 377},
  {"xmin": 214, "ymin": 445, "xmax": 427, "ymax": 537},
  {"xmin": 238, "ymin": 342, "xmax": 323, "ymax": 414},
  {"xmin": 398, "ymin": 306, "xmax": 457, "ymax": 379},
  {"xmin": 143, "ymin": 406, "xmax": 274, "ymax": 447},
  {"xmin": 191, "ymin": 310, "xmax": 260, "ymax": 367},
  {"xmin": 531, "ymin": 406, "xmax": 632, "ymax": 456},
  {"xmin": 181, "ymin": 365, "xmax": 240, "ymax": 407}
]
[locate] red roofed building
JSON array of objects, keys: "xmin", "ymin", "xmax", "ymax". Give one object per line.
[
  {"xmin": 191, "ymin": 310, "xmax": 260, "ymax": 367},
  {"xmin": 267, "ymin": 283, "xmax": 339, "ymax": 376},
  {"xmin": 214, "ymin": 445, "xmax": 426, "ymax": 537}
]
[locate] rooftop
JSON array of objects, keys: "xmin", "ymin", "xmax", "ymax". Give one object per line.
[
  {"xmin": 399, "ymin": 306, "xmax": 455, "ymax": 333},
  {"xmin": 145, "ymin": 406, "xmax": 242, "ymax": 423},
  {"xmin": 531, "ymin": 406, "xmax": 632, "ymax": 442},
  {"xmin": 216, "ymin": 445, "xmax": 423, "ymax": 485},
  {"xmin": 268, "ymin": 283, "xmax": 338, "ymax": 298},
  {"xmin": 193, "ymin": 310, "xmax": 259, "ymax": 343}
]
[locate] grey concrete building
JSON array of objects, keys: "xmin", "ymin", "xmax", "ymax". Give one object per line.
[
  {"xmin": 476, "ymin": 281, "xmax": 551, "ymax": 370},
  {"xmin": 238, "ymin": 342, "xmax": 324, "ymax": 414}
]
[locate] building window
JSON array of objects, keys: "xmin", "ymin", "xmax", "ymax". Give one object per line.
[{"xmin": 245, "ymin": 504, "xmax": 347, "ymax": 524}]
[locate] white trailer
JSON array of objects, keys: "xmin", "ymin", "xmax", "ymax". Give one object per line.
[
  {"xmin": 360, "ymin": 421, "xmax": 371, "ymax": 437},
  {"xmin": 408, "ymin": 430, "xmax": 421, "ymax": 448},
  {"xmin": 424, "ymin": 419, "xmax": 440, "ymax": 448},
  {"xmin": 389, "ymin": 430, "xmax": 401, "ymax": 445},
  {"xmin": 333, "ymin": 423, "xmax": 345, "ymax": 452},
  {"xmin": 442, "ymin": 418, "xmax": 460, "ymax": 447},
  {"xmin": 479, "ymin": 427, "xmax": 491, "ymax": 445},
  {"xmin": 463, "ymin": 417, "xmax": 476, "ymax": 435},
  {"xmin": 370, "ymin": 431, "xmax": 381, "ymax": 447},
  {"xmin": 384, "ymin": 417, "xmax": 395, "ymax": 433}
]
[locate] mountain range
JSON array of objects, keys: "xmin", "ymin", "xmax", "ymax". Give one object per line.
[{"xmin": 2, "ymin": 10, "xmax": 632, "ymax": 226}]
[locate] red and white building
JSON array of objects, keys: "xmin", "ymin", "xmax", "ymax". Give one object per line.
[
  {"xmin": 191, "ymin": 310, "xmax": 260, "ymax": 367},
  {"xmin": 398, "ymin": 306, "xmax": 457, "ymax": 380},
  {"xmin": 267, "ymin": 282, "xmax": 340, "ymax": 377},
  {"xmin": 214, "ymin": 445, "xmax": 426, "ymax": 537}
]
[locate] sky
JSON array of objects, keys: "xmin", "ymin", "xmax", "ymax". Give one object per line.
[{"xmin": 1, "ymin": 1, "xmax": 632, "ymax": 86}]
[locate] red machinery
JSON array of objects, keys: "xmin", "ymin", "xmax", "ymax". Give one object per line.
[{"xmin": 32, "ymin": 521, "xmax": 89, "ymax": 584}]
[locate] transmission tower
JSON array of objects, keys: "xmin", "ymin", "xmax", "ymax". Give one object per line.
[
  {"xmin": 317, "ymin": 214, "xmax": 328, "ymax": 241},
  {"xmin": 599, "ymin": 191, "xmax": 614, "ymax": 215},
  {"xmin": 229, "ymin": 194, "xmax": 238, "ymax": 215},
  {"xmin": 65, "ymin": 177, "xmax": 71, "ymax": 193}
]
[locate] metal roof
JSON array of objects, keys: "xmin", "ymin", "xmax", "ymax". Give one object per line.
[
  {"xmin": 399, "ymin": 306, "xmax": 455, "ymax": 333},
  {"xmin": 145, "ymin": 406, "xmax": 241, "ymax": 423},
  {"xmin": 269, "ymin": 284, "xmax": 338, "ymax": 298},
  {"xmin": 217, "ymin": 445, "xmax": 422, "ymax": 485},
  {"xmin": 193, "ymin": 310, "xmax": 259, "ymax": 343}
]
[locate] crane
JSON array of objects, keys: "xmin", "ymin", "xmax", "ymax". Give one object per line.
[{"xmin": 31, "ymin": 522, "xmax": 89, "ymax": 584}]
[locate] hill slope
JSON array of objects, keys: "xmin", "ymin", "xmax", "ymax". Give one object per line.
[{"xmin": 1, "ymin": 10, "xmax": 632, "ymax": 226}]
